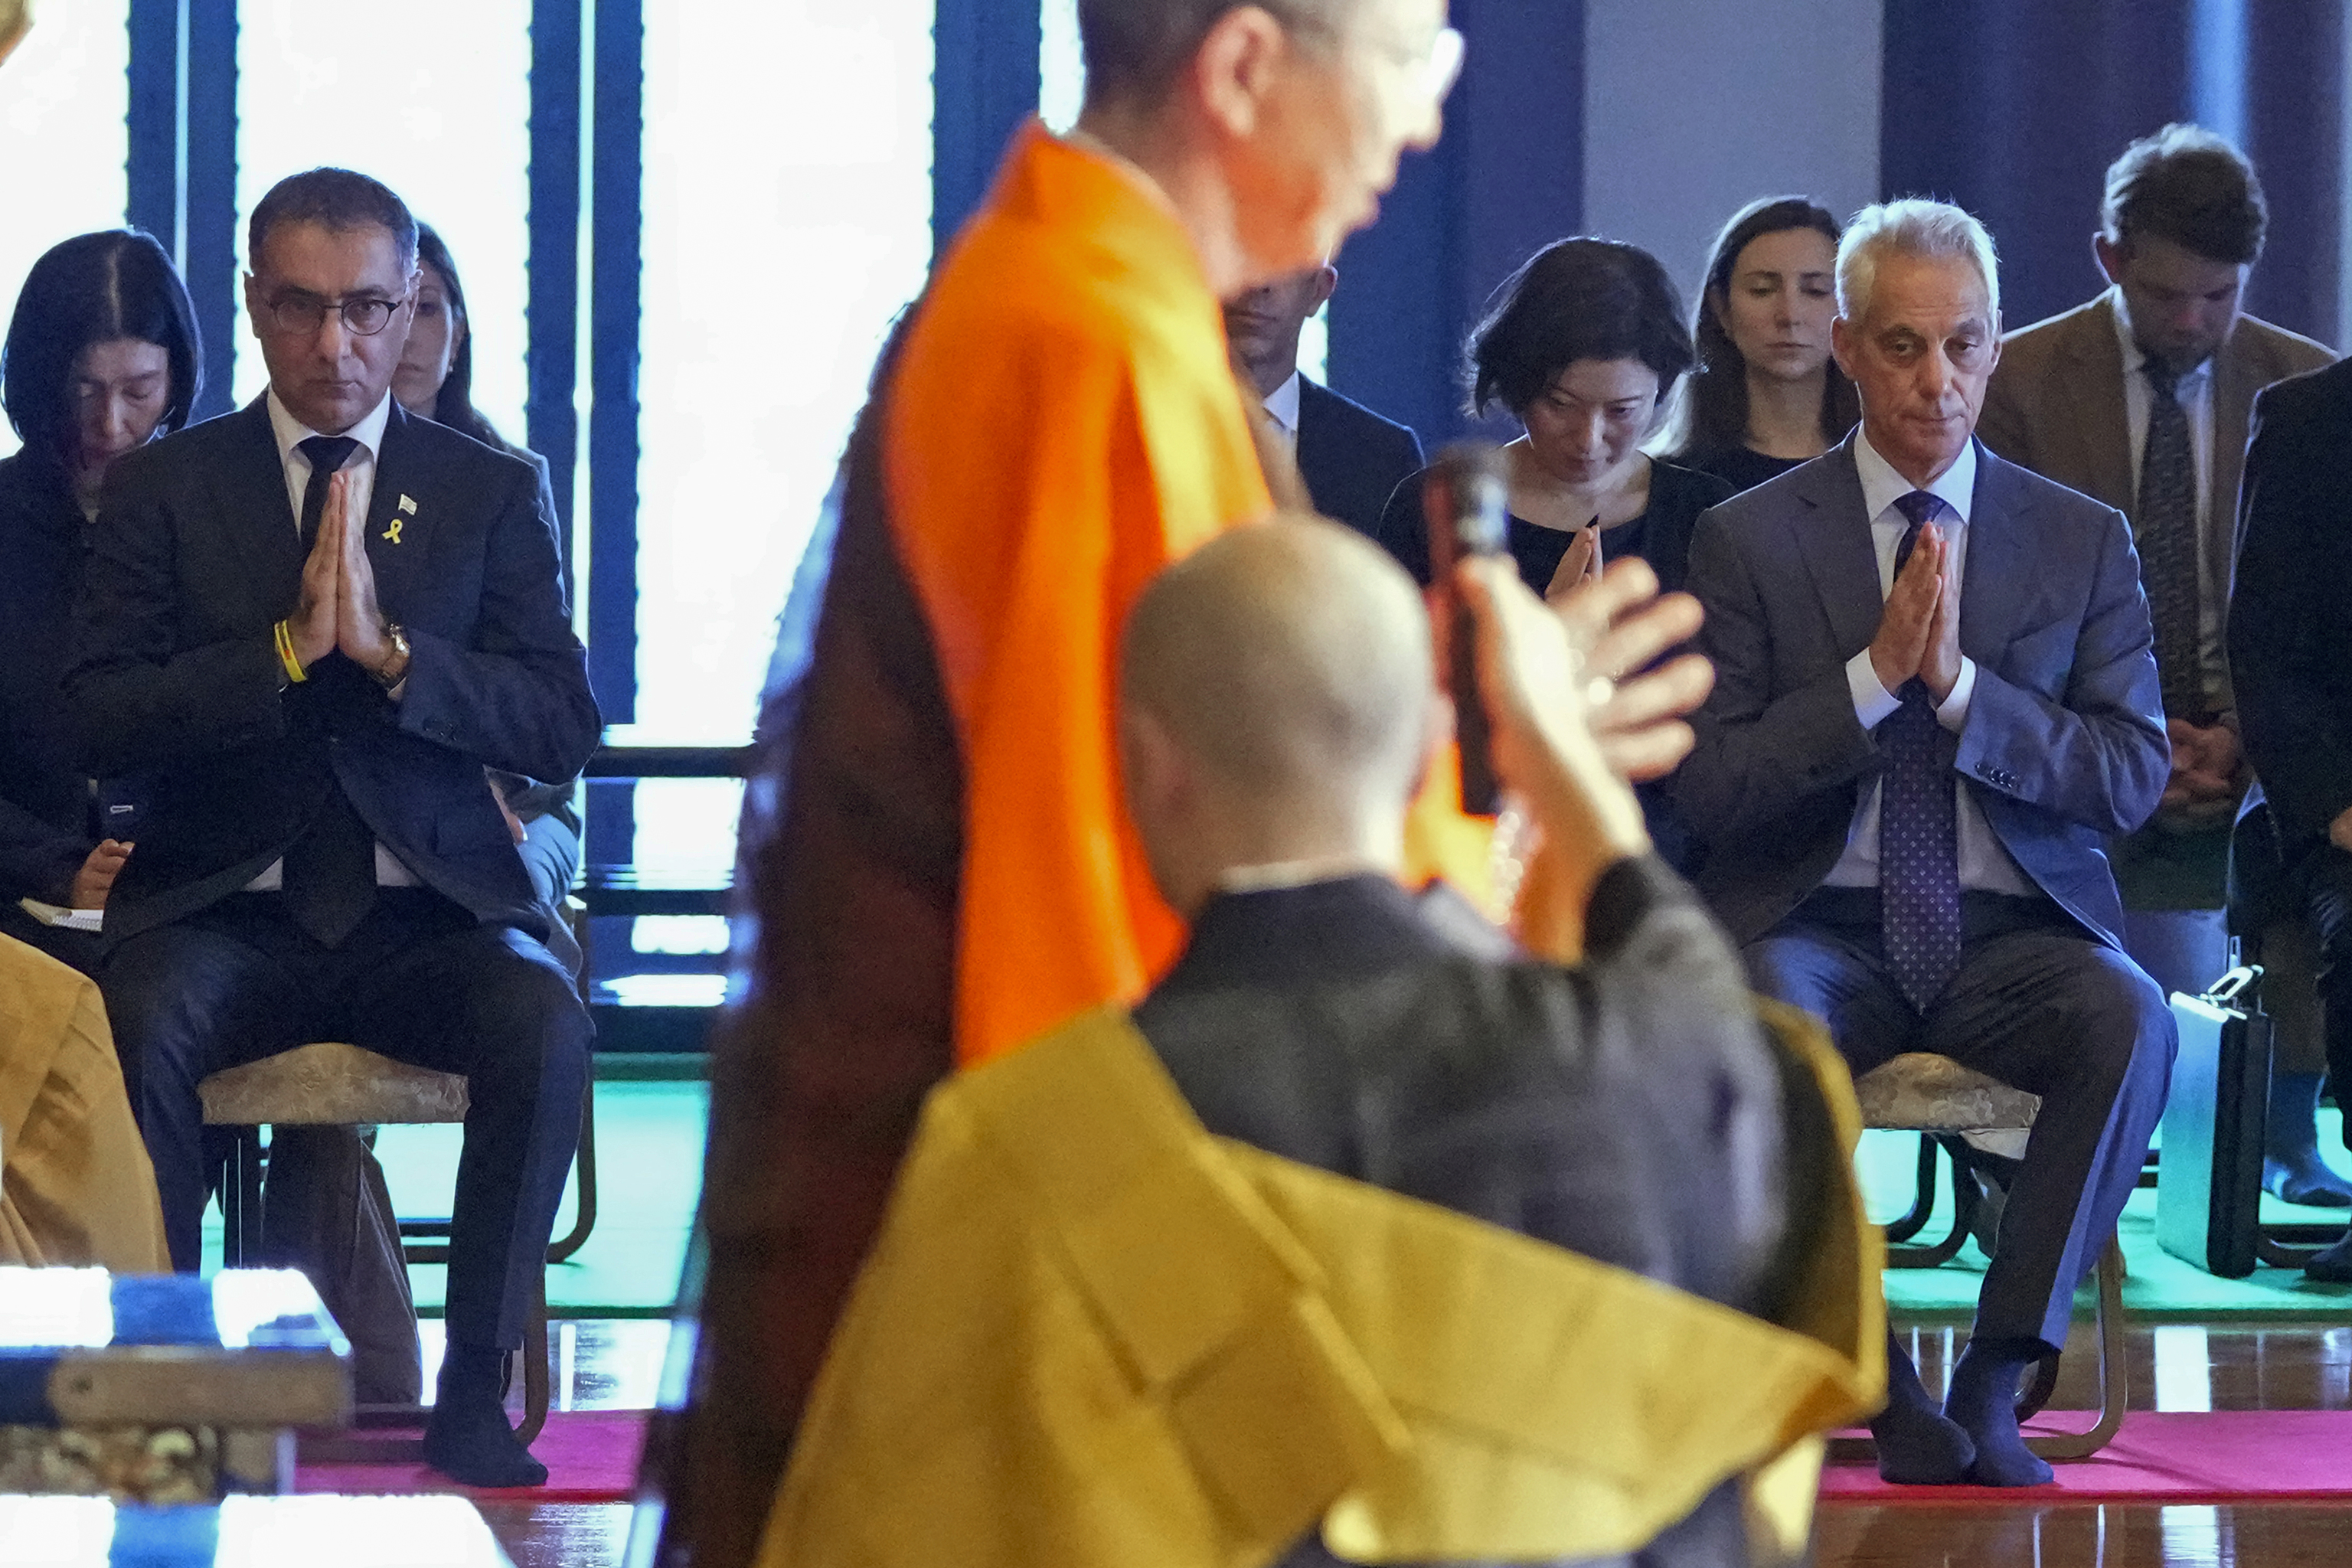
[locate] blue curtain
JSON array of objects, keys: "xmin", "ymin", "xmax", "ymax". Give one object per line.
[{"xmin": 1883, "ymin": 0, "xmax": 2347, "ymax": 345}]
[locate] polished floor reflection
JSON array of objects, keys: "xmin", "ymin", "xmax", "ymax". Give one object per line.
[
  {"xmin": 1817, "ymin": 1502, "xmax": 2352, "ymax": 1567},
  {"xmin": 463, "ymin": 1318, "xmax": 2352, "ymax": 1567}
]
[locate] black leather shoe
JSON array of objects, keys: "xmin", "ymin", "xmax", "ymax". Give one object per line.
[{"xmin": 2301, "ymin": 1232, "xmax": 2352, "ymax": 1283}]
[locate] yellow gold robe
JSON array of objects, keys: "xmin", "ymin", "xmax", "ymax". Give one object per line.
[
  {"xmin": 0, "ymin": 935, "xmax": 170, "ymax": 1270},
  {"xmin": 760, "ymin": 1003, "xmax": 1882, "ymax": 1568}
]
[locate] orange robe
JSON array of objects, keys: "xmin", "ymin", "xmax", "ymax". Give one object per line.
[
  {"xmin": 887, "ymin": 125, "xmax": 1277, "ymax": 1064},
  {"xmin": 661, "ymin": 123, "xmax": 1481, "ymax": 1568}
]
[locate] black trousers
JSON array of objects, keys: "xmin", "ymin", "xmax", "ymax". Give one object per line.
[
  {"xmin": 102, "ymin": 890, "xmax": 592, "ymax": 1349},
  {"xmin": 2295, "ymin": 845, "xmax": 2352, "ymax": 1146},
  {"xmin": 1746, "ymin": 889, "xmax": 2174, "ymax": 1349}
]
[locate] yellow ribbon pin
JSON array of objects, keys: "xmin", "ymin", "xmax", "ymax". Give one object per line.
[{"xmin": 383, "ymin": 519, "xmax": 403, "ymax": 544}]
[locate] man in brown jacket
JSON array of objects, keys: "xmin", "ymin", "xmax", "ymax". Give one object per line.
[{"xmin": 1979, "ymin": 123, "xmax": 2337, "ymax": 1203}]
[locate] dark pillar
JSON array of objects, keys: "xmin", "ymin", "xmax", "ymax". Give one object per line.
[{"xmin": 1328, "ymin": 0, "xmax": 1586, "ymax": 447}]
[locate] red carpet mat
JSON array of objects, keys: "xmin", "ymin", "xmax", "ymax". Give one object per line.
[
  {"xmin": 1821, "ymin": 1411, "xmax": 2352, "ymax": 1503},
  {"xmin": 296, "ymin": 1411, "xmax": 647, "ymax": 1504}
]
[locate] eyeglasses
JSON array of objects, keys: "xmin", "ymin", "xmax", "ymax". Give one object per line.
[
  {"xmin": 1284, "ymin": 11, "xmax": 1466, "ymax": 111},
  {"xmin": 1397, "ymin": 26, "xmax": 1465, "ymax": 106},
  {"xmin": 262, "ymin": 293, "xmax": 408, "ymax": 338}
]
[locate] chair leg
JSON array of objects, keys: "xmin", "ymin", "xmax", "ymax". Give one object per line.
[
  {"xmin": 218, "ymin": 1126, "xmax": 264, "ymax": 1268},
  {"xmin": 1885, "ymin": 1137, "xmax": 1980, "ymax": 1267},
  {"xmin": 516, "ymin": 1275, "xmax": 551, "ymax": 1446},
  {"xmin": 547, "ymin": 1082, "xmax": 599, "ymax": 1263},
  {"xmin": 2024, "ymin": 1239, "xmax": 2129, "ymax": 1461},
  {"xmin": 1882, "ymin": 1134, "xmax": 1941, "ymax": 1244}
]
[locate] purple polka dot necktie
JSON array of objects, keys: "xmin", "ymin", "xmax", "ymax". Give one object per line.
[
  {"xmin": 1880, "ymin": 489, "xmax": 1962, "ymax": 1012},
  {"xmin": 2135, "ymin": 355, "xmax": 2203, "ymax": 717}
]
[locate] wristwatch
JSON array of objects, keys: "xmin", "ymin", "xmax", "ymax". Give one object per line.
[{"xmin": 373, "ymin": 622, "xmax": 412, "ymax": 690}]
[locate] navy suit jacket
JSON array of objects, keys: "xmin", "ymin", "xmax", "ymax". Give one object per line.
[
  {"xmin": 2231, "ymin": 360, "xmax": 2352, "ymax": 861},
  {"xmin": 1295, "ymin": 377, "xmax": 1423, "ymax": 541},
  {"xmin": 67, "ymin": 398, "xmax": 600, "ymax": 947},
  {"xmin": 1676, "ymin": 435, "xmax": 2167, "ymax": 950}
]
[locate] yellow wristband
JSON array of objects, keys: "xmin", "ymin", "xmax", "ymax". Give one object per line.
[{"xmin": 274, "ymin": 619, "xmax": 307, "ymax": 684}]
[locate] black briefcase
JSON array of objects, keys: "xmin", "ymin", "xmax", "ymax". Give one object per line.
[{"xmin": 2157, "ymin": 966, "xmax": 2271, "ymax": 1278}]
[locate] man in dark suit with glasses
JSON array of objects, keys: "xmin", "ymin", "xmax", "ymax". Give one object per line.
[{"xmin": 70, "ymin": 167, "xmax": 599, "ymax": 1488}]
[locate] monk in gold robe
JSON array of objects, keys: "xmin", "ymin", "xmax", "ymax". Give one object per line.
[
  {"xmin": 0, "ymin": 934, "xmax": 170, "ymax": 1270},
  {"xmin": 757, "ymin": 522, "xmax": 1877, "ymax": 1568},
  {"xmin": 658, "ymin": 4, "xmax": 1476, "ymax": 1563}
]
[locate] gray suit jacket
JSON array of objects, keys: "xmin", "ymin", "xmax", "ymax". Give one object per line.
[
  {"xmin": 1675, "ymin": 436, "xmax": 2169, "ymax": 950},
  {"xmin": 1978, "ymin": 292, "xmax": 2333, "ymax": 713}
]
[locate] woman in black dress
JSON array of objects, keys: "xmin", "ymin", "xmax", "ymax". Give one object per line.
[
  {"xmin": 1376, "ymin": 237, "xmax": 1730, "ymax": 599},
  {"xmin": 0, "ymin": 230, "xmax": 201, "ymax": 969},
  {"xmin": 1375, "ymin": 240, "xmax": 1726, "ymax": 869},
  {"xmin": 1666, "ymin": 197, "xmax": 1860, "ymax": 493}
]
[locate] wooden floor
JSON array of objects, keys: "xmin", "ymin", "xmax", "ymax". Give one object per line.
[{"xmin": 466, "ymin": 1318, "xmax": 2352, "ymax": 1567}]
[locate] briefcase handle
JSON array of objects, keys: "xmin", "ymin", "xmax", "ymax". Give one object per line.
[{"xmin": 2199, "ymin": 964, "xmax": 2262, "ymax": 1009}]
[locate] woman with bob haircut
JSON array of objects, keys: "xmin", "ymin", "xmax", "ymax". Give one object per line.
[{"xmin": 1377, "ymin": 237, "xmax": 1732, "ymax": 601}]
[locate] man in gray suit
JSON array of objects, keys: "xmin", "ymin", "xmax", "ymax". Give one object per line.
[
  {"xmin": 1680, "ymin": 200, "xmax": 2175, "ymax": 1488},
  {"xmin": 1978, "ymin": 128, "xmax": 2339, "ymax": 1199}
]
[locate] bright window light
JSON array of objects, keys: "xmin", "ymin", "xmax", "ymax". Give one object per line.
[
  {"xmin": 636, "ymin": 2, "xmax": 934, "ymax": 752},
  {"xmin": 632, "ymin": 4, "xmax": 933, "ymax": 880},
  {"xmin": 1040, "ymin": 0, "xmax": 1085, "ymax": 133},
  {"xmin": 234, "ymin": 0, "xmax": 531, "ymax": 440},
  {"xmin": 0, "ymin": 2, "xmax": 131, "ymax": 462}
]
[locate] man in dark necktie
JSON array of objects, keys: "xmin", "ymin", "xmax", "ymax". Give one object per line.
[
  {"xmin": 68, "ymin": 168, "xmax": 600, "ymax": 1487},
  {"xmin": 1978, "ymin": 126, "xmax": 2338, "ymax": 1201},
  {"xmin": 1677, "ymin": 199, "xmax": 2174, "ymax": 1487}
]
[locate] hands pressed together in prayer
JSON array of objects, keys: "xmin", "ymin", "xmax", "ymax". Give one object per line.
[
  {"xmin": 285, "ymin": 470, "xmax": 410, "ymax": 684},
  {"xmin": 1867, "ymin": 521, "xmax": 1962, "ymax": 703}
]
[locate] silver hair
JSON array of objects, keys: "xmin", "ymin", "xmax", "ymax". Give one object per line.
[{"xmin": 1835, "ymin": 199, "xmax": 2001, "ymax": 324}]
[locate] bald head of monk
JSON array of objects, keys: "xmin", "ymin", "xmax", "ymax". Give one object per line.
[
  {"xmin": 1119, "ymin": 515, "xmax": 1445, "ymax": 918},
  {"xmin": 1074, "ymin": 0, "xmax": 1461, "ymax": 292}
]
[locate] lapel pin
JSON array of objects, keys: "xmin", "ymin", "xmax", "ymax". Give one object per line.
[
  {"xmin": 383, "ymin": 519, "xmax": 404, "ymax": 544},
  {"xmin": 398, "ymin": 494, "xmax": 417, "ymax": 514}
]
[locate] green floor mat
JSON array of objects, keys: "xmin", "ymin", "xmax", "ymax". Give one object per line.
[
  {"xmin": 1864, "ymin": 1122, "xmax": 2352, "ymax": 1322},
  {"xmin": 387, "ymin": 1080, "xmax": 708, "ymax": 1318},
  {"xmin": 201, "ymin": 1081, "xmax": 709, "ymax": 1319},
  {"xmin": 213, "ymin": 1076, "xmax": 2352, "ymax": 1324}
]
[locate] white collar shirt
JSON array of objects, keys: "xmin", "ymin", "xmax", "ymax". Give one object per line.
[
  {"xmin": 266, "ymin": 387, "xmax": 392, "ymax": 536},
  {"xmin": 1822, "ymin": 430, "xmax": 2037, "ymax": 896},
  {"xmin": 1262, "ymin": 371, "xmax": 1302, "ymax": 447}
]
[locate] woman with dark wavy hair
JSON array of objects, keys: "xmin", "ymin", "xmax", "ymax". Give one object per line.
[
  {"xmin": 394, "ymin": 223, "xmax": 518, "ymax": 451},
  {"xmin": 0, "ymin": 228, "xmax": 201, "ymax": 966},
  {"xmin": 1668, "ymin": 196, "xmax": 1860, "ymax": 492}
]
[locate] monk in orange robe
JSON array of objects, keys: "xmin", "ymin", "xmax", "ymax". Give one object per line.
[{"xmin": 652, "ymin": 5, "xmax": 1467, "ymax": 1564}]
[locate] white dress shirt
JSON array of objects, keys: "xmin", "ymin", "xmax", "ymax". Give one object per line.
[
  {"xmin": 2111, "ymin": 290, "xmax": 2226, "ymax": 706},
  {"xmin": 1261, "ymin": 371, "xmax": 1302, "ymax": 446},
  {"xmin": 1821, "ymin": 432, "xmax": 2037, "ymax": 895},
  {"xmin": 248, "ymin": 388, "xmax": 420, "ymax": 890}
]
